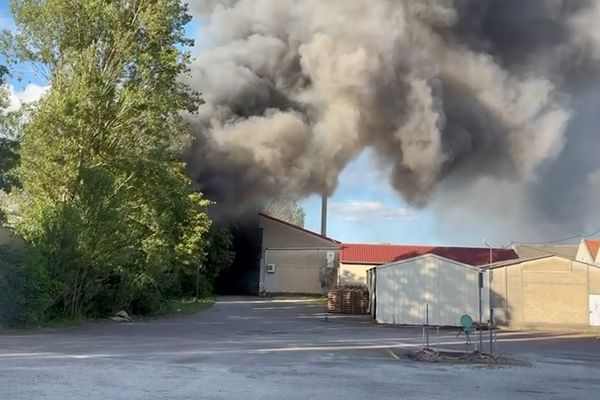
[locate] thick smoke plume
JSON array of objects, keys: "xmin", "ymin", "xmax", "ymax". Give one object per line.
[{"xmin": 186, "ymin": 0, "xmax": 600, "ymax": 237}]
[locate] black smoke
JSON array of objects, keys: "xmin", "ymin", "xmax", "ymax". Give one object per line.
[{"xmin": 185, "ymin": 0, "xmax": 600, "ymax": 241}]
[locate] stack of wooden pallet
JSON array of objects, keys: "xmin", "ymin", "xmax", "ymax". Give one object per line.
[{"xmin": 327, "ymin": 286, "xmax": 369, "ymax": 314}]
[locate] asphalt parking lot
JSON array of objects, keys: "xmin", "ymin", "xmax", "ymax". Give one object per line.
[{"xmin": 1, "ymin": 297, "xmax": 599, "ymax": 400}]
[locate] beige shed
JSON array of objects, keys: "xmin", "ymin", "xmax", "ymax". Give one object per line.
[
  {"xmin": 489, "ymin": 254, "xmax": 600, "ymax": 329},
  {"xmin": 258, "ymin": 213, "xmax": 340, "ymax": 295}
]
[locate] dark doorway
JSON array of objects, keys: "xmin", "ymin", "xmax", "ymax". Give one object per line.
[{"xmin": 214, "ymin": 214, "xmax": 262, "ymax": 295}]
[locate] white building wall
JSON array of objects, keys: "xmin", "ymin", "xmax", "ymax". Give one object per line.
[
  {"xmin": 375, "ymin": 255, "xmax": 489, "ymax": 326},
  {"xmin": 576, "ymin": 240, "xmax": 594, "ymax": 263}
]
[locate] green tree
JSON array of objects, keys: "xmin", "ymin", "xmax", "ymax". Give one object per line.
[
  {"xmin": 4, "ymin": 0, "xmax": 210, "ymax": 319},
  {"xmin": 0, "ymin": 65, "xmax": 18, "ymax": 224},
  {"xmin": 0, "ymin": 138, "xmax": 19, "ymax": 194},
  {"xmin": 263, "ymin": 197, "xmax": 306, "ymax": 227},
  {"xmin": 0, "ymin": 66, "xmax": 16, "ymax": 192},
  {"xmin": 202, "ymin": 227, "xmax": 235, "ymax": 289}
]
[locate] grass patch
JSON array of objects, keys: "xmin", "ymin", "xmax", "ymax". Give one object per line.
[
  {"xmin": 164, "ymin": 297, "xmax": 215, "ymax": 316},
  {"xmin": 0, "ymin": 298, "xmax": 215, "ymax": 334},
  {"xmin": 1, "ymin": 316, "xmax": 88, "ymax": 334}
]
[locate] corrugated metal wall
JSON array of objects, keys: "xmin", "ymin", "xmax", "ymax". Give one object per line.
[{"xmin": 375, "ymin": 255, "xmax": 489, "ymax": 326}]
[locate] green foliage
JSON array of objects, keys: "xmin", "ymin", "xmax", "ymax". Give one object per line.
[
  {"xmin": 0, "ymin": 65, "xmax": 20, "ymax": 196},
  {"xmin": 4, "ymin": 0, "xmax": 211, "ymax": 321},
  {"xmin": 202, "ymin": 227, "xmax": 235, "ymax": 288},
  {"xmin": 263, "ymin": 197, "xmax": 306, "ymax": 227},
  {"xmin": 0, "ymin": 137, "xmax": 20, "ymax": 194}
]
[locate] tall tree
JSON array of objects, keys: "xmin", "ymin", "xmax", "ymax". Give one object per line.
[
  {"xmin": 263, "ymin": 197, "xmax": 306, "ymax": 227},
  {"xmin": 0, "ymin": 65, "xmax": 19, "ymax": 195},
  {"xmin": 4, "ymin": 0, "xmax": 210, "ymax": 318},
  {"xmin": 0, "ymin": 65, "xmax": 19, "ymax": 224}
]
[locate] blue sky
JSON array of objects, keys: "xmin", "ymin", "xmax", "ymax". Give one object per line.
[
  {"xmin": 300, "ymin": 149, "xmax": 443, "ymax": 245},
  {"xmin": 0, "ymin": 3, "xmax": 468, "ymax": 247}
]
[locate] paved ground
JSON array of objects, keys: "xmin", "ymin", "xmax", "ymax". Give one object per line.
[{"xmin": 1, "ymin": 297, "xmax": 599, "ymax": 399}]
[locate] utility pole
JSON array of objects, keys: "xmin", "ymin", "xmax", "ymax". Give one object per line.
[
  {"xmin": 478, "ymin": 270, "xmax": 483, "ymax": 353},
  {"xmin": 482, "ymin": 239, "xmax": 494, "ymax": 354},
  {"xmin": 195, "ymin": 264, "xmax": 202, "ymax": 301}
]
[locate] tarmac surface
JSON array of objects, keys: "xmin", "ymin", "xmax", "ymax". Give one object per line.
[{"xmin": 1, "ymin": 296, "xmax": 599, "ymax": 399}]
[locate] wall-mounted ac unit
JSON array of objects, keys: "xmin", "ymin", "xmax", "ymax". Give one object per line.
[{"xmin": 267, "ymin": 264, "xmax": 276, "ymax": 273}]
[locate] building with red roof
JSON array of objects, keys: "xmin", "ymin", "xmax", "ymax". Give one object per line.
[
  {"xmin": 255, "ymin": 214, "xmax": 600, "ymax": 329},
  {"xmin": 339, "ymin": 243, "xmax": 517, "ymax": 286}
]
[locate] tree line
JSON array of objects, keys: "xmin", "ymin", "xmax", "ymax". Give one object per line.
[
  {"xmin": 0, "ymin": 1, "xmax": 307, "ymax": 327},
  {"xmin": 0, "ymin": 0, "xmax": 237, "ymax": 325}
]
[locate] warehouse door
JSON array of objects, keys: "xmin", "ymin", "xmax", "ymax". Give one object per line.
[
  {"xmin": 264, "ymin": 249, "xmax": 326, "ymax": 294},
  {"xmin": 590, "ymin": 295, "xmax": 600, "ymax": 326}
]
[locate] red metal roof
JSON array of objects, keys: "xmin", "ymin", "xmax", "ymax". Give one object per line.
[
  {"xmin": 585, "ymin": 240, "xmax": 600, "ymax": 259},
  {"xmin": 340, "ymin": 243, "xmax": 518, "ymax": 266}
]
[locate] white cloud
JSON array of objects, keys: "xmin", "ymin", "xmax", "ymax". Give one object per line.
[
  {"xmin": 7, "ymin": 83, "xmax": 49, "ymax": 112},
  {"xmin": 0, "ymin": 9, "xmax": 14, "ymax": 32},
  {"xmin": 330, "ymin": 200, "xmax": 415, "ymax": 222}
]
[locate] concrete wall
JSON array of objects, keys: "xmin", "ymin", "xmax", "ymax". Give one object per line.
[
  {"xmin": 375, "ymin": 255, "xmax": 489, "ymax": 326},
  {"xmin": 491, "ymin": 257, "xmax": 598, "ymax": 328},
  {"xmin": 258, "ymin": 215, "xmax": 339, "ymax": 294},
  {"xmin": 338, "ymin": 263, "xmax": 376, "ymax": 286}
]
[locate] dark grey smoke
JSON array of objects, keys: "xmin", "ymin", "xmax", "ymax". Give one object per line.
[{"xmin": 185, "ymin": 0, "xmax": 600, "ymax": 236}]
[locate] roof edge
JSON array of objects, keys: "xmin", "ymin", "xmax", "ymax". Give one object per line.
[
  {"xmin": 340, "ymin": 260, "xmax": 386, "ymax": 266},
  {"xmin": 258, "ymin": 212, "xmax": 340, "ymax": 244},
  {"xmin": 485, "ymin": 255, "xmax": 553, "ymax": 269},
  {"xmin": 486, "ymin": 254, "xmax": 600, "ymax": 270},
  {"xmin": 376, "ymin": 253, "xmax": 483, "ymax": 271}
]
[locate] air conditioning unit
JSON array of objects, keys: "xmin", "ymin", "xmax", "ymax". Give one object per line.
[{"xmin": 266, "ymin": 264, "xmax": 276, "ymax": 273}]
